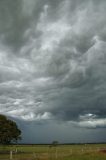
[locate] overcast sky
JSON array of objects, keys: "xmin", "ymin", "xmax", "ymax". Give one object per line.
[{"xmin": 0, "ymin": 0, "xmax": 106, "ymax": 143}]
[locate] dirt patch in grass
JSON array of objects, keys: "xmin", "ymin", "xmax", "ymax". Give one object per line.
[{"xmin": 99, "ymin": 149, "xmax": 106, "ymax": 153}]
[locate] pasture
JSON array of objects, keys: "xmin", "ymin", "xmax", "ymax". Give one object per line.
[{"xmin": 0, "ymin": 144, "xmax": 106, "ymax": 160}]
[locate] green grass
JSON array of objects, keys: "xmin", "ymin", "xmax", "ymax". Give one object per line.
[{"xmin": 0, "ymin": 144, "xmax": 106, "ymax": 160}]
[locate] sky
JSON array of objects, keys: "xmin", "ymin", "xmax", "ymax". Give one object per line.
[{"xmin": 0, "ymin": 0, "xmax": 106, "ymax": 144}]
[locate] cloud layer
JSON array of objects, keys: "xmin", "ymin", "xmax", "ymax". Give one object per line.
[{"xmin": 0, "ymin": 0, "xmax": 106, "ymax": 142}]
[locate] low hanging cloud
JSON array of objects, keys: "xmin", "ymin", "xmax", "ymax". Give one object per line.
[
  {"xmin": 0, "ymin": 0, "xmax": 106, "ymax": 131},
  {"xmin": 70, "ymin": 114, "xmax": 106, "ymax": 129}
]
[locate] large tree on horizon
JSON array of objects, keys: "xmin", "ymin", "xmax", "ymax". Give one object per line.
[{"xmin": 0, "ymin": 114, "xmax": 21, "ymax": 144}]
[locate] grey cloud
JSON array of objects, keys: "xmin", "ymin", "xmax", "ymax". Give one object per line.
[
  {"xmin": 0, "ymin": 0, "xmax": 43, "ymax": 51},
  {"xmin": 0, "ymin": 0, "xmax": 64, "ymax": 52},
  {"xmin": 0, "ymin": 0, "xmax": 106, "ymax": 143}
]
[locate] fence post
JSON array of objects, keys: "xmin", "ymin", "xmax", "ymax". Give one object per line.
[
  {"xmin": 10, "ymin": 151, "xmax": 13, "ymax": 160},
  {"xmin": 55, "ymin": 147, "xmax": 58, "ymax": 159},
  {"xmin": 82, "ymin": 148, "xmax": 84, "ymax": 154}
]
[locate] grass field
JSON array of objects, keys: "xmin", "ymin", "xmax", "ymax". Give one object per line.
[{"xmin": 0, "ymin": 144, "xmax": 106, "ymax": 160}]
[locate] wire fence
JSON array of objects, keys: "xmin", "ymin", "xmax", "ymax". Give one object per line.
[{"xmin": 0, "ymin": 145, "xmax": 106, "ymax": 160}]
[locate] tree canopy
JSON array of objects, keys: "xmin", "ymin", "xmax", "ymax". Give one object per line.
[
  {"xmin": 52, "ymin": 141, "xmax": 59, "ymax": 146},
  {"xmin": 0, "ymin": 114, "xmax": 21, "ymax": 144}
]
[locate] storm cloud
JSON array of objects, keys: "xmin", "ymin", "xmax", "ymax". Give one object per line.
[{"xmin": 0, "ymin": 0, "xmax": 106, "ymax": 143}]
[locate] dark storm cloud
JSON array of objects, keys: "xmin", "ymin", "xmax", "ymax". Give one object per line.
[
  {"xmin": 0, "ymin": 0, "xmax": 63, "ymax": 52},
  {"xmin": 0, "ymin": 0, "xmax": 106, "ymax": 136}
]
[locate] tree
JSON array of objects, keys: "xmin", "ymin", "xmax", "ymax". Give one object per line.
[
  {"xmin": 0, "ymin": 114, "xmax": 21, "ymax": 144},
  {"xmin": 52, "ymin": 141, "xmax": 59, "ymax": 146}
]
